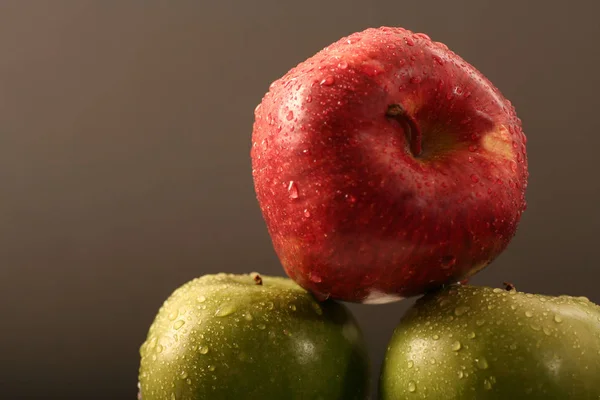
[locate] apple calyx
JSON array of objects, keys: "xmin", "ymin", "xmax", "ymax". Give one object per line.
[{"xmin": 386, "ymin": 104, "xmax": 422, "ymax": 157}]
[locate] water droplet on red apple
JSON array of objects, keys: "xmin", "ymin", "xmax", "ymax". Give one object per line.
[
  {"xmin": 470, "ymin": 174, "xmax": 480, "ymax": 183},
  {"xmin": 468, "ymin": 156, "xmax": 474, "ymax": 163},
  {"xmin": 346, "ymin": 194, "xmax": 357, "ymax": 204},
  {"xmin": 414, "ymin": 32, "xmax": 431, "ymax": 40},
  {"xmin": 405, "ymin": 37, "xmax": 415, "ymax": 46},
  {"xmin": 320, "ymin": 76, "xmax": 335, "ymax": 86},
  {"xmin": 306, "ymin": 95, "xmax": 312, "ymax": 103},
  {"xmin": 410, "ymin": 76, "xmax": 422, "ymax": 84},
  {"xmin": 303, "ymin": 209, "xmax": 311, "ymax": 218},
  {"xmin": 286, "ymin": 110, "xmax": 294, "ymax": 121},
  {"xmin": 338, "ymin": 60, "xmax": 348, "ymax": 69},
  {"xmin": 309, "ymin": 272, "xmax": 322, "ymax": 283},
  {"xmin": 432, "ymin": 55, "xmax": 444, "ymax": 65},
  {"xmin": 440, "ymin": 255, "xmax": 457, "ymax": 269},
  {"xmin": 288, "ymin": 181, "xmax": 299, "ymax": 199},
  {"xmin": 468, "ymin": 144, "xmax": 478, "ymax": 152}
]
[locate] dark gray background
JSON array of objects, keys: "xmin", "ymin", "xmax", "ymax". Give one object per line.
[{"xmin": 1, "ymin": 1, "xmax": 599, "ymax": 399}]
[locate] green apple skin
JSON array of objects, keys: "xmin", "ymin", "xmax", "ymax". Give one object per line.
[
  {"xmin": 380, "ymin": 285, "xmax": 600, "ymax": 399},
  {"xmin": 138, "ymin": 273, "xmax": 370, "ymax": 400}
]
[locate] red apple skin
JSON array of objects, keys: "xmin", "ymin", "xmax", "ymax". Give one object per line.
[{"xmin": 251, "ymin": 27, "xmax": 528, "ymax": 303}]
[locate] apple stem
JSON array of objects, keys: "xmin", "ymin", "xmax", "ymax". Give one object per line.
[
  {"xmin": 386, "ymin": 104, "xmax": 422, "ymax": 157},
  {"xmin": 503, "ymin": 282, "xmax": 516, "ymax": 291},
  {"xmin": 253, "ymin": 273, "xmax": 263, "ymax": 285}
]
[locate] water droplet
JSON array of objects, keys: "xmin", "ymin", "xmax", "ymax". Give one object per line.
[
  {"xmin": 432, "ymin": 55, "xmax": 444, "ymax": 65},
  {"xmin": 476, "ymin": 319, "xmax": 485, "ymax": 326},
  {"xmin": 312, "ymin": 302, "xmax": 323, "ymax": 315},
  {"xmin": 454, "ymin": 306, "xmax": 470, "ymax": 316},
  {"xmin": 509, "ymin": 343, "xmax": 518, "ymax": 350},
  {"xmin": 408, "ymin": 360, "xmax": 414, "ymax": 369},
  {"xmin": 180, "ymin": 371, "xmax": 188, "ymax": 379},
  {"xmin": 288, "ymin": 181, "xmax": 299, "ymax": 199},
  {"xmin": 309, "ymin": 272, "xmax": 322, "ymax": 283},
  {"xmin": 410, "ymin": 76, "xmax": 421, "ymax": 84},
  {"xmin": 470, "ymin": 174, "xmax": 479, "ymax": 183},
  {"xmin": 440, "ymin": 255, "xmax": 456, "ymax": 269},
  {"xmin": 530, "ymin": 323, "xmax": 541, "ymax": 331},
  {"xmin": 286, "ymin": 110, "xmax": 294, "ymax": 121},
  {"xmin": 197, "ymin": 296, "xmax": 206, "ymax": 303},
  {"xmin": 174, "ymin": 320, "xmax": 185, "ymax": 330},
  {"xmin": 171, "ymin": 393, "xmax": 176, "ymax": 400},
  {"xmin": 492, "ymin": 288, "xmax": 503, "ymax": 294},
  {"xmin": 156, "ymin": 344, "xmax": 164, "ymax": 353},
  {"xmin": 338, "ymin": 61, "xmax": 348, "ymax": 69},
  {"xmin": 215, "ymin": 303, "xmax": 236, "ymax": 317},
  {"xmin": 289, "ymin": 304, "xmax": 297, "ymax": 311},
  {"xmin": 525, "ymin": 311, "xmax": 533, "ymax": 318},
  {"xmin": 199, "ymin": 346, "xmax": 209, "ymax": 355},
  {"xmin": 467, "ymin": 332, "xmax": 476, "ymax": 339},
  {"xmin": 432, "ymin": 334, "xmax": 440, "ymax": 340},
  {"xmin": 408, "ymin": 380, "xmax": 417, "ymax": 392},
  {"xmin": 405, "ymin": 37, "xmax": 415, "ymax": 46},
  {"xmin": 168, "ymin": 310, "xmax": 179, "ymax": 321},
  {"xmin": 244, "ymin": 312, "xmax": 253, "ymax": 321},
  {"xmin": 458, "ymin": 371, "xmax": 464, "ymax": 379},
  {"xmin": 452, "ymin": 341, "xmax": 462, "ymax": 351},
  {"xmin": 306, "ymin": 95, "xmax": 312, "ymax": 103},
  {"xmin": 483, "ymin": 378, "xmax": 493, "ymax": 390},
  {"xmin": 208, "ymin": 365, "xmax": 216, "ymax": 372},
  {"xmin": 257, "ymin": 324, "xmax": 266, "ymax": 330},
  {"xmin": 468, "ymin": 144, "xmax": 478, "ymax": 152},
  {"xmin": 320, "ymin": 76, "xmax": 335, "ymax": 86},
  {"xmin": 543, "ymin": 326, "xmax": 552, "ymax": 336},
  {"xmin": 554, "ymin": 315, "xmax": 563, "ymax": 323},
  {"xmin": 476, "ymin": 357, "xmax": 489, "ymax": 370}
]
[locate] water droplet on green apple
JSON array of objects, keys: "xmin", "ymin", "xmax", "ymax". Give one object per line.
[
  {"xmin": 199, "ymin": 346, "xmax": 209, "ymax": 355},
  {"xmin": 452, "ymin": 341, "xmax": 462, "ymax": 351},
  {"xmin": 197, "ymin": 295, "xmax": 206, "ymax": 303},
  {"xmin": 476, "ymin": 357, "xmax": 489, "ymax": 370},
  {"xmin": 215, "ymin": 304, "xmax": 236, "ymax": 317},
  {"xmin": 554, "ymin": 315, "xmax": 563, "ymax": 323},
  {"xmin": 174, "ymin": 320, "xmax": 185, "ymax": 330},
  {"xmin": 407, "ymin": 380, "xmax": 417, "ymax": 392},
  {"xmin": 454, "ymin": 306, "xmax": 470, "ymax": 316},
  {"xmin": 483, "ymin": 378, "xmax": 493, "ymax": 390}
]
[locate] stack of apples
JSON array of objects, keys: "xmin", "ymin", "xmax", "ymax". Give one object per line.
[{"xmin": 138, "ymin": 27, "xmax": 600, "ymax": 399}]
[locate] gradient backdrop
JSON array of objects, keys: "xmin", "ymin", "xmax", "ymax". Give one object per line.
[{"xmin": 1, "ymin": 1, "xmax": 599, "ymax": 399}]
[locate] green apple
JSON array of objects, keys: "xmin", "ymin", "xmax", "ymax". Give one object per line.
[
  {"xmin": 138, "ymin": 273, "xmax": 370, "ymax": 400},
  {"xmin": 380, "ymin": 284, "xmax": 600, "ymax": 399}
]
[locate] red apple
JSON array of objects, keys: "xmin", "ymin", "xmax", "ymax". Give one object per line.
[{"xmin": 251, "ymin": 27, "xmax": 528, "ymax": 303}]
